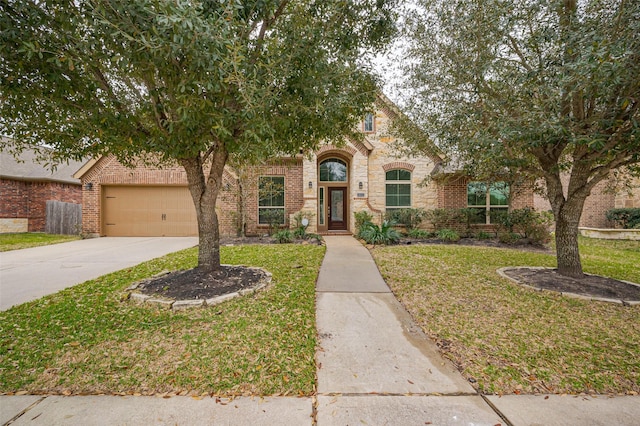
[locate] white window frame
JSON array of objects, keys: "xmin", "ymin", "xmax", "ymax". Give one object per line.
[
  {"xmin": 258, "ymin": 176, "xmax": 285, "ymax": 225},
  {"xmin": 385, "ymin": 169, "xmax": 412, "ymax": 211}
]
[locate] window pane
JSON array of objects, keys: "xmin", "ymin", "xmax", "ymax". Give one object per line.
[
  {"xmin": 258, "ymin": 177, "xmax": 284, "ymax": 207},
  {"xmin": 467, "ymin": 182, "xmax": 487, "ymax": 206},
  {"xmin": 364, "ymin": 113, "xmax": 374, "ymax": 132},
  {"xmin": 319, "ymin": 187, "xmax": 325, "ymax": 225},
  {"xmin": 385, "ymin": 170, "xmax": 397, "ymax": 181},
  {"xmin": 489, "ymin": 182, "xmax": 509, "ymax": 206},
  {"xmin": 386, "ymin": 169, "xmax": 411, "ymax": 181},
  {"xmin": 319, "ymin": 159, "xmax": 347, "ymax": 182},
  {"xmin": 398, "ymin": 170, "xmax": 411, "ymax": 180},
  {"xmin": 386, "ymin": 184, "xmax": 410, "ymax": 207}
]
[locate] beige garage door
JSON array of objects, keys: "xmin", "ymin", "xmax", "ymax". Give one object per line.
[{"xmin": 103, "ymin": 186, "xmax": 197, "ymax": 236}]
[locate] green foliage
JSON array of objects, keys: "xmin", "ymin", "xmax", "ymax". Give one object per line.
[
  {"xmin": 273, "ymin": 229, "xmax": 294, "ymax": 244},
  {"xmin": 400, "ymin": 0, "xmax": 640, "ymax": 276},
  {"xmin": 406, "ymin": 228, "xmax": 431, "ymax": 239},
  {"xmin": 436, "ymin": 228, "xmax": 460, "ymax": 242},
  {"xmin": 354, "ymin": 210, "xmax": 375, "ymax": 239},
  {"xmin": 475, "ymin": 231, "xmax": 494, "ymax": 240},
  {"xmin": 384, "ymin": 208, "xmax": 427, "ymax": 230},
  {"xmin": 0, "ymin": 233, "xmax": 80, "ymax": 252},
  {"xmin": 426, "ymin": 208, "xmax": 477, "ymax": 235},
  {"xmin": 261, "ymin": 209, "xmax": 285, "ymax": 236},
  {"xmin": 494, "ymin": 208, "xmax": 552, "ymax": 245},
  {"xmin": 606, "ymin": 208, "xmax": 640, "ymax": 229},
  {"xmin": 359, "ymin": 221, "xmax": 401, "ymax": 245},
  {"xmin": 498, "ymin": 232, "xmax": 522, "ymax": 244}
]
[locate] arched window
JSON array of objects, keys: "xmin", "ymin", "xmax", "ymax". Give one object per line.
[
  {"xmin": 385, "ymin": 169, "xmax": 411, "ymax": 210},
  {"xmin": 319, "ymin": 159, "xmax": 347, "ymax": 182}
]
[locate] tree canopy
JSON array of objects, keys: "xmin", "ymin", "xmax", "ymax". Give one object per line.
[
  {"xmin": 1, "ymin": 0, "xmax": 397, "ymax": 270},
  {"xmin": 399, "ymin": 0, "xmax": 640, "ymax": 277}
]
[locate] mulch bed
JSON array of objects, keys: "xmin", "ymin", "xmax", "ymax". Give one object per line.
[
  {"xmin": 137, "ymin": 266, "xmax": 268, "ymax": 300},
  {"xmin": 503, "ymin": 267, "xmax": 640, "ymax": 302}
]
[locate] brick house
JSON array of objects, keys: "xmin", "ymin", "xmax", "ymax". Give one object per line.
[
  {"xmin": 73, "ymin": 95, "xmax": 539, "ymax": 237},
  {"xmin": 74, "ymin": 94, "xmax": 635, "ymax": 237},
  {"xmin": 0, "ymin": 143, "xmax": 84, "ymax": 233}
]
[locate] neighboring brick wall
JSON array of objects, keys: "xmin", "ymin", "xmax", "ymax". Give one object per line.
[{"xmin": 0, "ymin": 178, "xmax": 81, "ymax": 232}]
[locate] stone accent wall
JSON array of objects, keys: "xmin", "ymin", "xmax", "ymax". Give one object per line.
[{"xmin": 0, "ymin": 178, "xmax": 82, "ymax": 232}]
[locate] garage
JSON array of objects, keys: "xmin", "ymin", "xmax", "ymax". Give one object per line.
[{"xmin": 102, "ymin": 186, "xmax": 198, "ymax": 237}]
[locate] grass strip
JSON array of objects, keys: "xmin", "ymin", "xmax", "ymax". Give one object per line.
[
  {"xmin": 0, "ymin": 233, "xmax": 81, "ymax": 251},
  {"xmin": 371, "ymin": 237, "xmax": 640, "ymax": 395},
  {"xmin": 0, "ymin": 244, "xmax": 324, "ymax": 396}
]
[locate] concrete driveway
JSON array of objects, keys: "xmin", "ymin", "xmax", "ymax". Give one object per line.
[{"xmin": 0, "ymin": 237, "xmax": 197, "ymax": 311}]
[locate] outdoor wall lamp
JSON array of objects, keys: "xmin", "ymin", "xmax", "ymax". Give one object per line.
[
  {"xmin": 84, "ymin": 182, "xmax": 93, "ymax": 190},
  {"xmin": 358, "ymin": 181, "xmax": 363, "ymax": 190},
  {"xmin": 309, "ymin": 181, "xmax": 313, "ymax": 189}
]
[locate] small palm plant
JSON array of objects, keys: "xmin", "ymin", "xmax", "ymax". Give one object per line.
[{"xmin": 359, "ymin": 220, "xmax": 401, "ymax": 245}]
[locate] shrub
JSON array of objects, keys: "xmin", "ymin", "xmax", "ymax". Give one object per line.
[
  {"xmin": 498, "ymin": 232, "xmax": 522, "ymax": 244},
  {"xmin": 384, "ymin": 208, "xmax": 427, "ymax": 230},
  {"xmin": 354, "ymin": 210, "xmax": 375, "ymax": 239},
  {"xmin": 426, "ymin": 208, "xmax": 478, "ymax": 235},
  {"xmin": 476, "ymin": 231, "xmax": 494, "ymax": 240},
  {"xmin": 261, "ymin": 209, "xmax": 285, "ymax": 235},
  {"xmin": 406, "ymin": 228, "xmax": 431, "ymax": 239},
  {"xmin": 273, "ymin": 229, "xmax": 293, "ymax": 244},
  {"xmin": 494, "ymin": 208, "xmax": 552, "ymax": 245},
  {"xmin": 606, "ymin": 208, "xmax": 640, "ymax": 229},
  {"xmin": 436, "ymin": 228, "xmax": 460, "ymax": 242},
  {"xmin": 359, "ymin": 220, "xmax": 401, "ymax": 245}
]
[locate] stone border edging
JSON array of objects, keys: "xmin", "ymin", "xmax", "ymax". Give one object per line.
[
  {"xmin": 497, "ymin": 266, "xmax": 640, "ymax": 306},
  {"xmin": 122, "ymin": 265, "xmax": 272, "ymax": 310}
]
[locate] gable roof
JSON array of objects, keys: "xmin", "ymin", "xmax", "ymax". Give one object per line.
[
  {"xmin": 0, "ymin": 140, "xmax": 84, "ymax": 185},
  {"xmin": 374, "ymin": 93, "xmax": 445, "ymax": 165}
]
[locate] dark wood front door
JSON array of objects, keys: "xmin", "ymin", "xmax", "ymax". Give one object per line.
[{"xmin": 328, "ymin": 187, "xmax": 347, "ymax": 230}]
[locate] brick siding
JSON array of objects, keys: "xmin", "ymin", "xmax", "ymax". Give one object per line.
[
  {"xmin": 0, "ymin": 178, "xmax": 82, "ymax": 232},
  {"xmin": 78, "ymin": 156, "xmax": 303, "ymax": 237}
]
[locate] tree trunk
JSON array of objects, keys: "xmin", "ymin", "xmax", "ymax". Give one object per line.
[
  {"xmin": 181, "ymin": 146, "xmax": 228, "ymax": 272},
  {"xmin": 549, "ymin": 188, "xmax": 588, "ymax": 279},
  {"xmin": 554, "ymin": 210, "xmax": 583, "ymax": 278}
]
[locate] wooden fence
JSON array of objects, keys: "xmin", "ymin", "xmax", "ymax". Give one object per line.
[{"xmin": 45, "ymin": 200, "xmax": 82, "ymax": 235}]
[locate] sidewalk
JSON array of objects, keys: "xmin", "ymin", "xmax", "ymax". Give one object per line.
[{"xmin": 1, "ymin": 235, "xmax": 638, "ymax": 425}]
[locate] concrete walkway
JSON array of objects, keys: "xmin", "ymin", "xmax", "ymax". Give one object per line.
[
  {"xmin": 0, "ymin": 237, "xmax": 197, "ymax": 310},
  {"xmin": 1, "ymin": 235, "xmax": 639, "ymax": 425}
]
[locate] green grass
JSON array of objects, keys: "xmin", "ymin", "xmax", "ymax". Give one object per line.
[
  {"xmin": 0, "ymin": 233, "xmax": 80, "ymax": 251},
  {"xmin": 371, "ymin": 237, "xmax": 640, "ymax": 395},
  {"xmin": 0, "ymin": 244, "xmax": 324, "ymax": 396}
]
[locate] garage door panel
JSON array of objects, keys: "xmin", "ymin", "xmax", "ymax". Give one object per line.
[{"xmin": 103, "ymin": 186, "xmax": 197, "ymax": 237}]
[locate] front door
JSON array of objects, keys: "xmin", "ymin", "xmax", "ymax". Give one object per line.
[{"xmin": 328, "ymin": 187, "xmax": 347, "ymax": 230}]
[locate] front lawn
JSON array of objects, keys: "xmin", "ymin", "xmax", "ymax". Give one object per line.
[
  {"xmin": 371, "ymin": 237, "xmax": 640, "ymax": 395},
  {"xmin": 0, "ymin": 244, "xmax": 324, "ymax": 396},
  {"xmin": 0, "ymin": 233, "xmax": 80, "ymax": 251}
]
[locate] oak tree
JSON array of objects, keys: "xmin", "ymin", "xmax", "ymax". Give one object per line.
[
  {"xmin": 399, "ymin": 0, "xmax": 639, "ymax": 277},
  {"xmin": 1, "ymin": 0, "xmax": 396, "ymax": 271}
]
